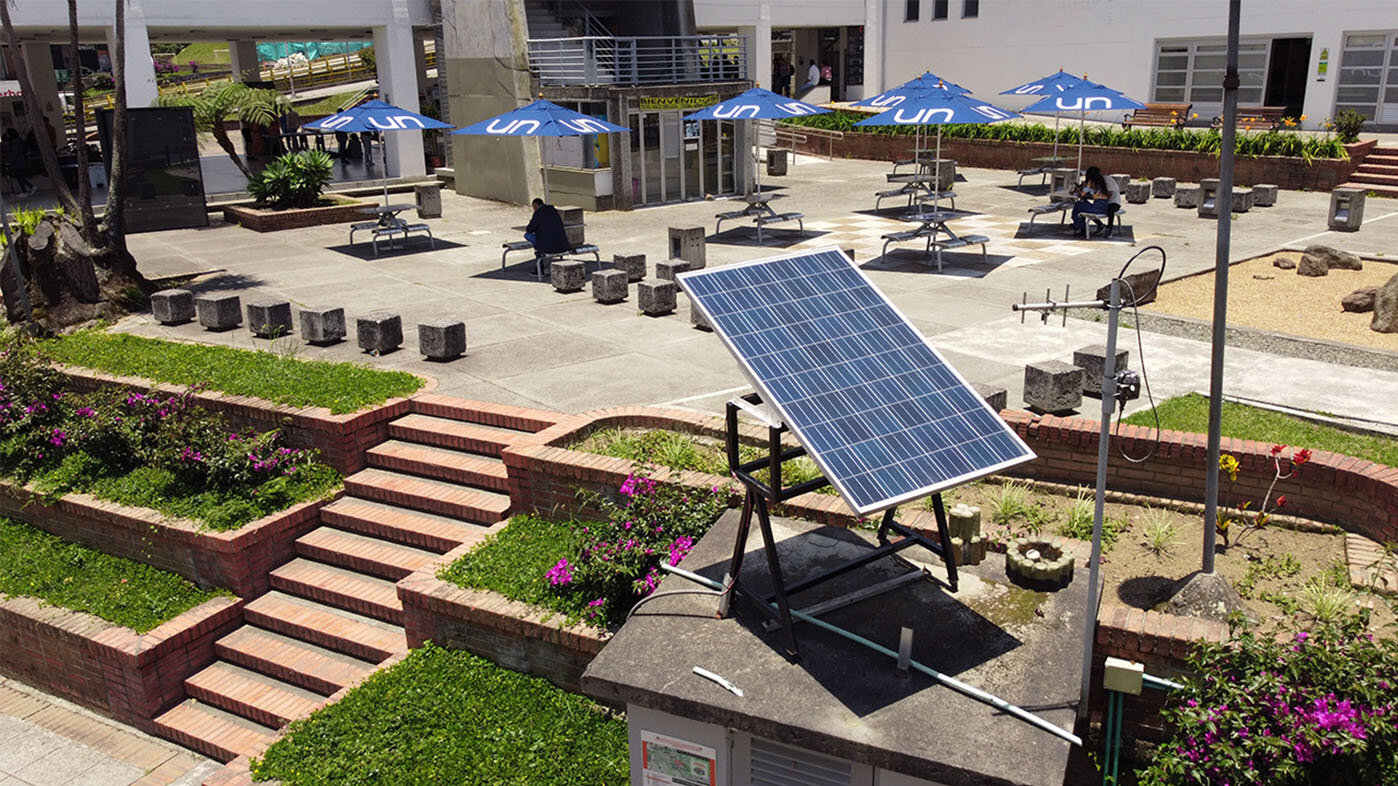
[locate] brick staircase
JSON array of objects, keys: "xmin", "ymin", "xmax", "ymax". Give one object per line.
[
  {"xmin": 1339, "ymin": 145, "xmax": 1398, "ymax": 198},
  {"xmin": 152, "ymin": 395, "xmax": 557, "ymax": 762}
]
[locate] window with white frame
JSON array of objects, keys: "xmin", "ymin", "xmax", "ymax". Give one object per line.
[
  {"xmin": 1152, "ymin": 39, "xmax": 1268, "ymax": 117},
  {"xmin": 1336, "ymin": 31, "xmax": 1398, "ymax": 123}
]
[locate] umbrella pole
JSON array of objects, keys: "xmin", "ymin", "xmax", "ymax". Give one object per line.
[
  {"xmin": 539, "ymin": 137, "xmax": 550, "ymax": 203},
  {"xmin": 1077, "ymin": 111, "xmax": 1085, "ymax": 175},
  {"xmin": 1053, "ymin": 111, "xmax": 1060, "ymax": 162},
  {"xmin": 381, "ymin": 134, "xmax": 389, "ymax": 207},
  {"xmin": 754, "ymin": 119, "xmax": 761, "ymax": 195},
  {"xmin": 933, "ymin": 127, "xmax": 942, "ymax": 212}
]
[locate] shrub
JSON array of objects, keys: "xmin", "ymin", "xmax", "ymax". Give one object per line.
[
  {"xmin": 248, "ymin": 149, "xmax": 334, "ymax": 209},
  {"xmin": 1332, "ymin": 109, "xmax": 1366, "ymax": 143}
]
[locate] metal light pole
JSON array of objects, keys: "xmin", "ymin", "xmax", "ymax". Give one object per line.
[{"xmin": 1201, "ymin": 0, "xmax": 1241, "ymax": 574}]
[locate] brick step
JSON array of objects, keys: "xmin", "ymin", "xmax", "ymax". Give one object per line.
[
  {"xmin": 410, "ymin": 392, "xmax": 560, "ymax": 433},
  {"xmin": 215, "ymin": 625, "xmax": 376, "ymax": 696},
  {"xmin": 1367, "ymin": 153, "xmax": 1398, "ymax": 163},
  {"xmin": 367, "ymin": 440, "xmax": 510, "ymax": 492},
  {"xmin": 243, "ymin": 591, "xmax": 405, "ymax": 662},
  {"xmin": 388, "ymin": 413, "xmax": 522, "ymax": 457},
  {"xmin": 1347, "ymin": 172, "xmax": 1398, "ymax": 186},
  {"xmin": 185, "ymin": 662, "xmax": 324, "ymax": 729},
  {"xmin": 297, "ymin": 526, "xmax": 439, "ymax": 580},
  {"xmin": 153, "ymin": 699, "xmax": 277, "ymax": 763},
  {"xmin": 321, "ymin": 496, "xmax": 499, "ymax": 553},
  {"xmin": 1357, "ymin": 164, "xmax": 1398, "ymax": 176},
  {"xmin": 270, "ymin": 558, "xmax": 404, "ymax": 624},
  {"xmin": 1335, "ymin": 182, "xmax": 1398, "ymax": 198},
  {"xmin": 344, "ymin": 468, "xmax": 511, "ymax": 526}
]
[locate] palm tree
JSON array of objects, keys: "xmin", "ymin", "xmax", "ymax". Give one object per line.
[{"xmin": 156, "ymin": 81, "xmax": 289, "ymax": 181}]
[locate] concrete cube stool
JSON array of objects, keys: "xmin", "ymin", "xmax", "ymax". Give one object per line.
[
  {"xmin": 151, "ymin": 289, "xmax": 194, "ymax": 325},
  {"xmin": 1109, "ymin": 173, "xmax": 1131, "ymax": 191},
  {"xmin": 592, "ymin": 269, "xmax": 629, "ymax": 304},
  {"xmin": 1151, "ymin": 177, "xmax": 1177, "ymax": 199},
  {"xmin": 638, "ymin": 281, "xmax": 677, "ymax": 316},
  {"xmin": 194, "ymin": 294, "xmax": 241, "ymax": 331},
  {"xmin": 357, "ymin": 313, "xmax": 403, "ymax": 355},
  {"xmin": 1198, "ymin": 178, "xmax": 1221, "ymax": 218},
  {"xmin": 842, "ymin": 247, "xmax": 857, "ymax": 262},
  {"xmin": 299, "ymin": 307, "xmax": 346, "ymax": 345},
  {"xmin": 656, "ymin": 258, "xmax": 690, "ymax": 282},
  {"xmin": 668, "ymin": 226, "xmax": 706, "ymax": 269},
  {"xmin": 1173, "ymin": 185, "xmax": 1200, "ymax": 209},
  {"xmin": 1023, "ymin": 360, "xmax": 1084, "ymax": 414},
  {"xmin": 691, "ymin": 302, "xmax": 713, "ymax": 331},
  {"xmin": 1329, "ymin": 188, "xmax": 1366, "ymax": 232},
  {"xmin": 1124, "ymin": 182, "xmax": 1151, "ymax": 204},
  {"xmin": 1230, "ymin": 188, "xmax": 1254, "ymax": 213},
  {"xmin": 1072, "ymin": 344, "xmax": 1130, "ymax": 396},
  {"xmin": 970, "ymin": 382, "xmax": 1008, "ymax": 412},
  {"xmin": 613, "ymin": 253, "xmax": 646, "ymax": 282},
  {"xmin": 246, "ymin": 300, "xmax": 292, "ymax": 338},
  {"xmin": 551, "ymin": 260, "xmax": 586, "ymax": 293},
  {"xmin": 419, "ymin": 320, "xmax": 466, "ymax": 361},
  {"xmin": 1251, "ymin": 183, "xmax": 1279, "ymax": 207}
]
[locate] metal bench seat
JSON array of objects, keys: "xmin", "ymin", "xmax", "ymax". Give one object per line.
[
  {"xmin": 714, "ymin": 210, "xmax": 749, "ymax": 233},
  {"xmin": 754, "ymin": 212, "xmax": 804, "ymax": 245},
  {"xmin": 1017, "ymin": 167, "xmax": 1049, "ymax": 188},
  {"xmin": 1027, "ymin": 201, "xmax": 1072, "ymax": 227},
  {"xmin": 369, "ymin": 222, "xmax": 432, "ymax": 257},
  {"xmin": 501, "ymin": 240, "xmax": 602, "ymax": 280}
]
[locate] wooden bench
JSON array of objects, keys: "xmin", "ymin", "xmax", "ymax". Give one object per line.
[
  {"xmin": 1211, "ymin": 106, "xmax": 1287, "ymax": 131},
  {"xmin": 370, "ymin": 222, "xmax": 434, "ymax": 257},
  {"xmin": 1122, "ymin": 102, "xmax": 1191, "ymax": 129},
  {"xmin": 754, "ymin": 212, "xmax": 804, "ymax": 244},
  {"xmin": 501, "ymin": 240, "xmax": 602, "ymax": 280}
]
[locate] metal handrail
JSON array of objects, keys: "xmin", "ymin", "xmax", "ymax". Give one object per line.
[{"xmin": 527, "ymin": 34, "xmax": 747, "ymax": 86}]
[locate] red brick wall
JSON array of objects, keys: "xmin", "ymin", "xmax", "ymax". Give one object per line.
[
  {"xmin": 222, "ymin": 200, "xmax": 373, "ymax": 232},
  {"xmin": 0, "ymin": 596, "xmax": 243, "ymax": 733},
  {"xmin": 0, "ymin": 483, "xmax": 333, "ymax": 597}
]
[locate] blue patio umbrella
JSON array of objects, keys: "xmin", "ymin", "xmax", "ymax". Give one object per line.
[
  {"xmin": 451, "ymin": 99, "xmax": 629, "ymax": 202},
  {"xmin": 1021, "ymin": 79, "xmax": 1146, "ymax": 175},
  {"xmin": 852, "ymin": 72, "xmax": 971, "ymax": 166},
  {"xmin": 684, "ymin": 87, "xmax": 830, "ymax": 194},
  {"xmin": 304, "ymin": 99, "xmax": 455, "ymax": 205},
  {"xmin": 999, "ymin": 70, "xmax": 1089, "ymax": 162},
  {"xmin": 855, "ymin": 87, "xmax": 1018, "ymax": 209}
]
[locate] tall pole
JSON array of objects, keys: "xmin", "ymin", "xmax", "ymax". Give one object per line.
[{"xmin": 1201, "ymin": 0, "xmax": 1241, "ymax": 574}]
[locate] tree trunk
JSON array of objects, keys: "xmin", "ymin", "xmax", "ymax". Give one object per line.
[
  {"xmin": 0, "ymin": 0, "xmax": 81, "ymax": 219},
  {"xmin": 67, "ymin": 0, "xmax": 96, "ymax": 237},
  {"xmin": 212, "ymin": 123, "xmax": 256, "ymax": 181}
]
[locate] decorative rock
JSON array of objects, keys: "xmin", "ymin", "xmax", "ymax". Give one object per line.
[
  {"xmin": 1329, "ymin": 188, "xmax": 1366, "ymax": 232},
  {"xmin": 1151, "ymin": 176, "xmax": 1176, "ymax": 198},
  {"xmin": 1173, "ymin": 185, "xmax": 1200, "ymax": 208},
  {"xmin": 1109, "ymin": 173, "xmax": 1130, "ymax": 191},
  {"xmin": 1373, "ymin": 273, "xmax": 1398, "ymax": 334},
  {"xmin": 550, "ymin": 260, "xmax": 586, "ymax": 293},
  {"xmin": 356, "ymin": 313, "xmax": 402, "ymax": 355},
  {"xmin": 1022, "ymin": 360, "xmax": 1084, "ymax": 414},
  {"xmin": 1297, "ymin": 254, "xmax": 1329, "ymax": 277},
  {"xmin": 1273, "ymin": 256, "xmax": 1297, "ymax": 270},
  {"xmin": 612, "ymin": 253, "xmax": 646, "ymax": 282},
  {"xmin": 1073, "ymin": 344, "xmax": 1130, "ymax": 396},
  {"xmin": 1229, "ymin": 187, "xmax": 1253, "ymax": 213},
  {"xmin": 299, "ymin": 307, "xmax": 346, "ymax": 345},
  {"xmin": 668, "ymin": 226, "xmax": 706, "ymax": 270},
  {"xmin": 1124, "ymin": 181, "xmax": 1151, "ymax": 204},
  {"xmin": 1005, "ymin": 537, "xmax": 1075, "ymax": 590},
  {"xmin": 970, "ymin": 382, "xmax": 1007, "ymax": 412},
  {"xmin": 1251, "ymin": 183, "xmax": 1279, "ymax": 207},
  {"xmin": 638, "ymin": 281, "xmax": 677, "ymax": 316},
  {"xmin": 656, "ymin": 258, "xmax": 690, "ymax": 282},
  {"xmin": 246, "ymin": 300, "xmax": 293, "ymax": 338},
  {"xmin": 1197, "ymin": 178, "xmax": 1221, "ymax": 218},
  {"xmin": 194, "ymin": 294, "xmax": 241, "ymax": 331},
  {"xmin": 1303, "ymin": 244, "xmax": 1362, "ymax": 271},
  {"xmin": 151, "ymin": 289, "xmax": 194, "ymax": 325},
  {"xmin": 591, "ymin": 269, "xmax": 629, "ymax": 304},
  {"xmin": 419, "ymin": 320, "xmax": 466, "ymax": 361},
  {"xmin": 948, "ymin": 503, "xmax": 987, "ymax": 566},
  {"xmin": 1342, "ymin": 286, "xmax": 1379, "ymax": 313}
]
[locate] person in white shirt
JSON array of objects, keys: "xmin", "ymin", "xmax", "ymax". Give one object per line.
[
  {"xmin": 1069, "ymin": 167, "xmax": 1122, "ymax": 237},
  {"xmin": 800, "ymin": 59, "xmax": 820, "ymax": 93}
]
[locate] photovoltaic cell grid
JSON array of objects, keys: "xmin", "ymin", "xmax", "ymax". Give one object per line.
[{"xmin": 679, "ymin": 248, "xmax": 1035, "ymax": 514}]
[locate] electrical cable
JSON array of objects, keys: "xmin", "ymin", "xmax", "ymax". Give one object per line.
[
  {"xmin": 624, "ymin": 573, "xmax": 738, "ymax": 623},
  {"xmin": 1109, "ymin": 246, "xmax": 1165, "ymax": 463}
]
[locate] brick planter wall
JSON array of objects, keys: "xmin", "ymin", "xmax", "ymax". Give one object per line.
[
  {"xmin": 0, "ymin": 482, "xmax": 334, "ymax": 597},
  {"xmin": 0, "ymin": 595, "xmax": 242, "ymax": 733},
  {"xmin": 222, "ymin": 199, "xmax": 373, "ymax": 232},
  {"xmin": 792, "ymin": 132, "xmax": 1372, "ymax": 192}
]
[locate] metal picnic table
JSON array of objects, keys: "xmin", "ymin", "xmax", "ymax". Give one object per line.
[{"xmin": 879, "ymin": 209, "xmax": 989, "ymax": 271}]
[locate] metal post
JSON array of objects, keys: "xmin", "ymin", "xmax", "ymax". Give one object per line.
[{"xmin": 1202, "ymin": 0, "xmax": 1241, "ymax": 575}]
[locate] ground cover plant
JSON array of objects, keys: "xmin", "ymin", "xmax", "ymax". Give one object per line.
[
  {"xmin": 47, "ymin": 331, "xmax": 423, "ymax": 414},
  {"xmin": 0, "ymin": 517, "xmax": 222, "ymax": 633},
  {"xmin": 250, "ymin": 642, "xmax": 628, "ymax": 786},
  {"xmin": 570, "ymin": 426, "xmax": 828, "ymax": 492},
  {"xmin": 1, "ymin": 335, "xmax": 340, "ymax": 530}
]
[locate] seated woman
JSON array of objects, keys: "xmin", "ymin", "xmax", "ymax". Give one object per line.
[{"xmin": 1069, "ymin": 167, "xmax": 1122, "ymax": 238}]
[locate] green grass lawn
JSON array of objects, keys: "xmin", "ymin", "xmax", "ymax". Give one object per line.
[
  {"xmin": 573, "ymin": 426, "xmax": 830, "ymax": 492},
  {"xmin": 293, "ymin": 91, "xmax": 362, "ymax": 117},
  {"xmin": 251, "ymin": 643, "xmax": 629, "ymax": 786},
  {"xmin": 0, "ymin": 517, "xmax": 222, "ymax": 633},
  {"xmin": 438, "ymin": 515, "xmax": 591, "ymax": 624},
  {"xmin": 46, "ymin": 332, "xmax": 423, "ymax": 414},
  {"xmin": 174, "ymin": 42, "xmax": 232, "ymax": 68},
  {"xmin": 1122, "ymin": 393, "xmax": 1398, "ymax": 468}
]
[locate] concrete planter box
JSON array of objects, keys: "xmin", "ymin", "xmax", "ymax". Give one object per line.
[{"xmin": 223, "ymin": 199, "xmax": 372, "ymax": 232}]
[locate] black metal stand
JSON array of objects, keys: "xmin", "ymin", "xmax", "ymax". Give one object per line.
[{"xmin": 722, "ymin": 394, "xmax": 960, "ymax": 659}]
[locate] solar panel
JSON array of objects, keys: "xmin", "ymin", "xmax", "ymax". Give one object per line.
[{"xmin": 678, "ymin": 247, "xmax": 1035, "ymax": 515}]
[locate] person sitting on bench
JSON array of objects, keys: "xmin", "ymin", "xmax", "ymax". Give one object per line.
[
  {"xmin": 1069, "ymin": 167, "xmax": 1121, "ymax": 238},
  {"xmin": 525, "ymin": 198, "xmax": 570, "ymax": 255}
]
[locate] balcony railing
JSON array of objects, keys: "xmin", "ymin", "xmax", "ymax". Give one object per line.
[{"xmin": 527, "ymin": 35, "xmax": 748, "ymax": 87}]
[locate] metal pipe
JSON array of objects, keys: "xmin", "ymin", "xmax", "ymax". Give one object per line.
[
  {"xmin": 660, "ymin": 563, "xmax": 1083, "ymax": 747},
  {"xmin": 1202, "ymin": 0, "xmax": 1242, "ymax": 575}
]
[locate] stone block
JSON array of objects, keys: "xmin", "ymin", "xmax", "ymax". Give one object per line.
[
  {"xmin": 970, "ymin": 382, "xmax": 1007, "ymax": 412},
  {"xmin": 551, "ymin": 260, "xmax": 586, "ymax": 293},
  {"xmin": 1151, "ymin": 177, "xmax": 1176, "ymax": 198},
  {"xmin": 638, "ymin": 281, "xmax": 677, "ymax": 316},
  {"xmin": 1329, "ymin": 188, "xmax": 1366, "ymax": 232},
  {"xmin": 564, "ymin": 224, "xmax": 586, "ymax": 248},
  {"xmin": 1124, "ymin": 181, "xmax": 1151, "ymax": 204},
  {"xmin": 299, "ymin": 308, "xmax": 346, "ymax": 345},
  {"xmin": 414, "ymin": 182, "xmax": 442, "ymax": 219},
  {"xmin": 691, "ymin": 302, "xmax": 713, "ymax": 331},
  {"xmin": 1230, "ymin": 187, "xmax": 1253, "ymax": 213},
  {"xmin": 1072, "ymin": 344, "xmax": 1130, "ymax": 396},
  {"xmin": 766, "ymin": 149, "xmax": 788, "ymax": 176},
  {"xmin": 948, "ymin": 503, "xmax": 981, "ymax": 542},
  {"xmin": 1096, "ymin": 269, "xmax": 1161, "ymax": 306},
  {"xmin": 1048, "ymin": 167, "xmax": 1078, "ymax": 194},
  {"xmin": 1252, "ymin": 183, "xmax": 1279, "ymax": 207},
  {"xmin": 1109, "ymin": 173, "xmax": 1130, "ymax": 191},
  {"xmin": 1023, "ymin": 360, "xmax": 1084, "ymax": 414},
  {"xmin": 612, "ymin": 253, "xmax": 646, "ymax": 282},
  {"xmin": 591, "ymin": 269, "xmax": 629, "ymax": 304},
  {"xmin": 668, "ymin": 226, "xmax": 706, "ymax": 269},
  {"xmin": 151, "ymin": 289, "xmax": 193, "ymax": 325},
  {"xmin": 246, "ymin": 300, "xmax": 292, "ymax": 338},
  {"xmin": 1197, "ymin": 178, "xmax": 1221, "ymax": 218},
  {"xmin": 419, "ymin": 320, "xmax": 466, "ymax": 361},
  {"xmin": 842, "ymin": 248, "xmax": 856, "ymax": 262},
  {"xmin": 356, "ymin": 313, "xmax": 403, "ymax": 355},
  {"xmin": 1173, "ymin": 185, "xmax": 1200, "ymax": 208},
  {"xmin": 194, "ymin": 294, "xmax": 241, "ymax": 331},
  {"xmin": 556, "ymin": 205, "xmax": 585, "ymax": 226},
  {"xmin": 656, "ymin": 258, "xmax": 690, "ymax": 282}
]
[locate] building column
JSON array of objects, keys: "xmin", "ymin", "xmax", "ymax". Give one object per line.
[
  {"xmin": 863, "ymin": 0, "xmax": 883, "ymax": 96},
  {"xmin": 373, "ymin": 20, "xmax": 427, "ymax": 178},
  {"xmin": 228, "ymin": 41, "xmax": 261, "ymax": 82},
  {"xmin": 20, "ymin": 44, "xmax": 63, "ymax": 143},
  {"xmin": 109, "ymin": 0, "xmax": 157, "ymax": 110},
  {"xmin": 739, "ymin": 6, "xmax": 772, "ymax": 89}
]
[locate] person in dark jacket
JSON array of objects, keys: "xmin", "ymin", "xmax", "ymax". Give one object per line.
[{"xmin": 524, "ymin": 198, "xmax": 570, "ymax": 254}]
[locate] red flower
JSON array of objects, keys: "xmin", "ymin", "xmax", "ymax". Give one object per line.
[
  {"xmin": 1293, "ymin": 448, "xmax": 1312, "ymax": 467},
  {"xmin": 1271, "ymin": 444, "xmax": 1285, "ymax": 456},
  {"xmin": 1276, "ymin": 495, "xmax": 1287, "ymax": 508}
]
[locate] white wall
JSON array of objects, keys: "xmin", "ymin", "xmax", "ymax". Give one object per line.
[
  {"xmin": 696, "ymin": 0, "xmax": 865, "ymax": 30},
  {"xmin": 9, "ymin": 0, "xmax": 435, "ymax": 31}
]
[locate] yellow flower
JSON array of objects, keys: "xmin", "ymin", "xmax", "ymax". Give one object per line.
[
  {"xmin": 1192, "ymin": 113, "xmax": 1198, "ymax": 118},
  {"xmin": 1300, "ymin": 114, "xmax": 1307, "ymax": 120},
  {"xmin": 1219, "ymin": 454, "xmax": 1240, "ymax": 482}
]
